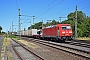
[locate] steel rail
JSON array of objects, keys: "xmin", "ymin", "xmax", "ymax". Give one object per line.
[
  {"xmin": 24, "ymin": 38, "xmax": 90, "ymax": 59},
  {"xmin": 11, "ymin": 39, "xmax": 44, "ymax": 60}
]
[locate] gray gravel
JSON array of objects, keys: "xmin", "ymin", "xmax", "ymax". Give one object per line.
[
  {"xmin": 10, "ymin": 39, "xmax": 40, "ymax": 60},
  {"xmin": 7, "ymin": 45, "xmax": 20, "ymax": 60},
  {"xmin": 0, "ymin": 36, "xmax": 4, "ymax": 59},
  {"xmin": 27, "ymin": 39, "xmax": 88, "ymax": 60}
]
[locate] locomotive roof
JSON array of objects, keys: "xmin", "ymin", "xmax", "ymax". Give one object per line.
[
  {"xmin": 56, "ymin": 24, "xmax": 71, "ymax": 25},
  {"xmin": 45, "ymin": 24, "xmax": 71, "ymax": 28}
]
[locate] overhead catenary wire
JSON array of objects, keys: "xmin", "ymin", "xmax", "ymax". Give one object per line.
[
  {"xmin": 36, "ymin": 0, "xmax": 65, "ymax": 23},
  {"xmin": 11, "ymin": 0, "xmax": 19, "ymax": 32},
  {"xmin": 19, "ymin": 0, "xmax": 56, "ymax": 19},
  {"xmin": 78, "ymin": 2, "xmax": 90, "ymax": 10},
  {"xmin": 77, "ymin": 0, "xmax": 90, "ymax": 7},
  {"xmin": 20, "ymin": 9, "xmax": 32, "ymax": 15},
  {"xmin": 17, "ymin": 0, "xmax": 89, "ymax": 24},
  {"xmin": 15, "ymin": 0, "xmax": 90, "ymax": 29},
  {"xmin": 36, "ymin": 0, "xmax": 55, "ymax": 16},
  {"xmin": 43, "ymin": 0, "xmax": 90, "ymax": 22},
  {"xmin": 15, "ymin": 0, "xmax": 33, "ymax": 31},
  {"xmin": 16, "ymin": 0, "xmax": 19, "ymax": 9},
  {"xmin": 37, "ymin": 0, "xmax": 65, "ymax": 18}
]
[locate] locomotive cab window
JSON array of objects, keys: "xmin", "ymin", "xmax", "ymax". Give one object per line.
[
  {"xmin": 62, "ymin": 26, "xmax": 71, "ymax": 30},
  {"xmin": 66, "ymin": 26, "xmax": 71, "ymax": 29},
  {"xmin": 62, "ymin": 26, "xmax": 66, "ymax": 30}
]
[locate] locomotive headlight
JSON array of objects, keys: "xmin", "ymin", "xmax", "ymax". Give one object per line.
[
  {"xmin": 62, "ymin": 32, "xmax": 65, "ymax": 33},
  {"xmin": 69, "ymin": 31, "xmax": 72, "ymax": 33}
]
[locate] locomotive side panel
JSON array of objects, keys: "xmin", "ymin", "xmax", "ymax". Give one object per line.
[{"xmin": 43, "ymin": 27, "xmax": 58, "ymax": 37}]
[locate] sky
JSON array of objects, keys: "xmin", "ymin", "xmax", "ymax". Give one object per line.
[{"xmin": 0, "ymin": 0, "xmax": 90, "ymax": 32}]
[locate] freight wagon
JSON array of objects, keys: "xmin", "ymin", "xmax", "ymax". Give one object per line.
[{"xmin": 21, "ymin": 29, "xmax": 40, "ymax": 38}]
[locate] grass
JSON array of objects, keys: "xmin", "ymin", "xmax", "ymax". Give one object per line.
[
  {"xmin": 1, "ymin": 37, "xmax": 13, "ymax": 60},
  {"xmin": 7, "ymin": 51, "xmax": 13, "ymax": 60},
  {"xmin": 18, "ymin": 40, "xmax": 39, "ymax": 49},
  {"xmin": 77, "ymin": 37, "xmax": 90, "ymax": 41},
  {"xmin": 1, "ymin": 34, "xmax": 20, "ymax": 60},
  {"xmin": 9, "ymin": 35, "xmax": 17, "ymax": 38},
  {"xmin": 9, "ymin": 35, "xmax": 20, "ymax": 40}
]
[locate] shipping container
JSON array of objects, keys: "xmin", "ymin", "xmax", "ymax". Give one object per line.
[{"xmin": 28, "ymin": 29, "xmax": 38, "ymax": 36}]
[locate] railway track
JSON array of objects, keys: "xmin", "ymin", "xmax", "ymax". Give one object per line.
[
  {"xmin": 66, "ymin": 41, "xmax": 90, "ymax": 48},
  {"xmin": 22, "ymin": 37, "xmax": 90, "ymax": 60},
  {"xmin": 73, "ymin": 39, "xmax": 90, "ymax": 44},
  {"xmin": 10, "ymin": 39, "xmax": 44, "ymax": 60}
]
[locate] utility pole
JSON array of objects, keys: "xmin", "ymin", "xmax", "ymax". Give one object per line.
[
  {"xmin": 59, "ymin": 17, "xmax": 66, "ymax": 23},
  {"xmin": 47, "ymin": 20, "xmax": 52, "ymax": 26},
  {"xmin": 14, "ymin": 28, "xmax": 16, "ymax": 32},
  {"xmin": 32, "ymin": 16, "xmax": 35, "ymax": 24},
  {"xmin": 20, "ymin": 15, "xmax": 35, "ymax": 28},
  {"xmin": 18, "ymin": 8, "xmax": 21, "ymax": 39},
  {"xmin": 7, "ymin": 29, "xmax": 8, "ymax": 37},
  {"xmin": 32, "ymin": 16, "xmax": 35, "ymax": 29},
  {"xmin": 30, "ymin": 21, "xmax": 31, "ymax": 29},
  {"xmin": 41, "ymin": 18, "xmax": 43, "ymax": 27},
  {"xmin": 75, "ymin": 5, "xmax": 77, "ymax": 39},
  {"xmin": 9, "ymin": 26, "xmax": 11, "ymax": 35},
  {"xmin": 42, "ymin": 20, "xmax": 43, "ymax": 27},
  {"xmin": 12, "ymin": 21, "xmax": 13, "ymax": 33},
  {"xmin": 28, "ymin": 21, "xmax": 31, "ymax": 29}
]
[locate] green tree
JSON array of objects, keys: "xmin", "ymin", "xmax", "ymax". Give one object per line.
[
  {"xmin": 63, "ymin": 11, "xmax": 89, "ymax": 37},
  {"xmin": 28, "ymin": 22, "xmax": 42, "ymax": 30},
  {"xmin": 51, "ymin": 20, "xmax": 58, "ymax": 25},
  {"xmin": 0, "ymin": 26, "xmax": 2, "ymax": 34},
  {"xmin": 45, "ymin": 22, "xmax": 51, "ymax": 27},
  {"xmin": 67, "ymin": 11, "xmax": 86, "ymax": 24},
  {"xmin": 83, "ymin": 17, "xmax": 90, "ymax": 37},
  {"xmin": 28, "ymin": 20, "xmax": 59, "ymax": 30}
]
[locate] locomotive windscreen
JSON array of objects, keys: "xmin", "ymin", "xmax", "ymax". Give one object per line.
[{"xmin": 62, "ymin": 26, "xmax": 71, "ymax": 30}]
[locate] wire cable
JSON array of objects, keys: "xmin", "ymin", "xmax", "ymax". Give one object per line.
[
  {"xmin": 16, "ymin": 0, "xmax": 19, "ymax": 9},
  {"xmin": 36, "ymin": 0, "xmax": 55, "ymax": 16},
  {"xmin": 37, "ymin": 0, "xmax": 64, "ymax": 18}
]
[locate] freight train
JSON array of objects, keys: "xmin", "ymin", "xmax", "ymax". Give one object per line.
[{"xmin": 20, "ymin": 24, "xmax": 73, "ymax": 42}]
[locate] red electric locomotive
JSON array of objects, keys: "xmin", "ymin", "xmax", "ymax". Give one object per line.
[{"xmin": 41, "ymin": 24, "xmax": 73, "ymax": 42}]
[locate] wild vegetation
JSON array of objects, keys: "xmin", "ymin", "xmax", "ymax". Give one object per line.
[{"xmin": 0, "ymin": 26, "xmax": 2, "ymax": 34}]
